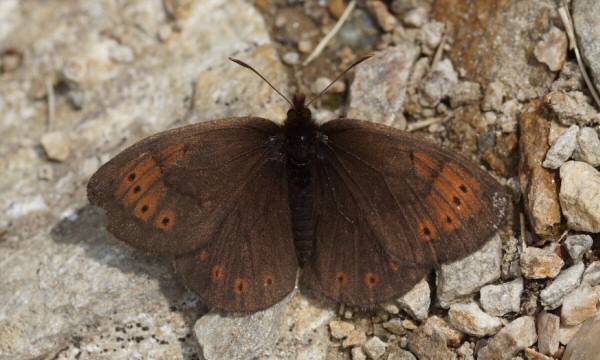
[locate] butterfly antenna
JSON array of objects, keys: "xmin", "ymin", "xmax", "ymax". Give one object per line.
[
  {"xmin": 228, "ymin": 57, "xmax": 293, "ymax": 107},
  {"xmin": 306, "ymin": 54, "xmax": 374, "ymax": 107}
]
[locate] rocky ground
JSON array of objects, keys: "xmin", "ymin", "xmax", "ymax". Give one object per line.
[{"xmin": 1, "ymin": 0, "xmax": 600, "ymax": 359}]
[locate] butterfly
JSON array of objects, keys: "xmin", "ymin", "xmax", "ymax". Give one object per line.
[{"xmin": 87, "ymin": 56, "xmax": 508, "ymax": 312}]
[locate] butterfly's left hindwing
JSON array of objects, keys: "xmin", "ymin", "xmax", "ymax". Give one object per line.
[{"xmin": 174, "ymin": 157, "xmax": 298, "ymax": 312}]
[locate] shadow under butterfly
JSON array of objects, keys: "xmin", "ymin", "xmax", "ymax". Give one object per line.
[{"xmin": 87, "ymin": 55, "xmax": 509, "ymax": 312}]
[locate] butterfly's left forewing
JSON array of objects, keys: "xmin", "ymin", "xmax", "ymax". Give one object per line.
[{"xmin": 89, "ymin": 117, "xmax": 285, "ymax": 256}]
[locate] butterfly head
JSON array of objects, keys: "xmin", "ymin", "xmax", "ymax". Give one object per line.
[{"xmin": 286, "ymin": 92, "xmax": 312, "ymax": 125}]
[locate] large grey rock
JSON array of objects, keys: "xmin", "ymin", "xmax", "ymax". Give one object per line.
[
  {"xmin": 559, "ymin": 161, "xmax": 600, "ymax": 232},
  {"xmin": 564, "ymin": 234, "xmax": 593, "ymax": 263},
  {"xmin": 0, "ymin": 1, "xmax": 289, "ymax": 359},
  {"xmin": 563, "ymin": 313, "xmax": 600, "ymax": 360},
  {"xmin": 542, "ymin": 124, "xmax": 579, "ymax": 169},
  {"xmin": 537, "ymin": 311, "xmax": 560, "ymax": 357},
  {"xmin": 397, "ymin": 278, "xmax": 430, "ymax": 321},
  {"xmin": 582, "ymin": 261, "xmax": 600, "ymax": 286},
  {"xmin": 194, "ymin": 292, "xmax": 336, "ymax": 360},
  {"xmin": 348, "ymin": 44, "xmax": 420, "ymax": 128},
  {"xmin": 544, "ymin": 91, "xmax": 600, "ymax": 126},
  {"xmin": 407, "ymin": 319, "xmax": 457, "ymax": 360},
  {"xmin": 437, "ymin": 234, "xmax": 502, "ymax": 308},
  {"xmin": 477, "ymin": 316, "xmax": 537, "ymax": 360},
  {"xmin": 560, "ymin": 284, "xmax": 599, "ymax": 326},
  {"xmin": 540, "ymin": 263, "xmax": 585, "ymax": 310},
  {"xmin": 573, "ymin": 0, "xmax": 600, "ymax": 96},
  {"xmin": 520, "ymin": 246, "xmax": 564, "ymax": 279},
  {"xmin": 574, "ymin": 127, "xmax": 600, "ymax": 166},
  {"xmin": 448, "ymin": 302, "xmax": 503, "ymax": 337},
  {"xmin": 479, "ymin": 277, "xmax": 523, "ymax": 316}
]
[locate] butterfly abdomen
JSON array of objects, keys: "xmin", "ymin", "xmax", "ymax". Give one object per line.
[
  {"xmin": 283, "ymin": 93, "xmax": 320, "ymax": 264},
  {"xmin": 287, "ymin": 161, "xmax": 317, "ymax": 263}
]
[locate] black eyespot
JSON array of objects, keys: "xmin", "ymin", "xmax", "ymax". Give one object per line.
[
  {"xmin": 459, "ymin": 184, "xmax": 468, "ymax": 193},
  {"xmin": 128, "ymin": 173, "xmax": 136, "ymax": 181},
  {"xmin": 162, "ymin": 217, "xmax": 170, "ymax": 225},
  {"xmin": 453, "ymin": 196, "xmax": 461, "ymax": 205},
  {"xmin": 141, "ymin": 205, "xmax": 149, "ymax": 213},
  {"xmin": 423, "ymin": 227, "xmax": 431, "ymax": 236},
  {"xmin": 133, "ymin": 185, "xmax": 141, "ymax": 193},
  {"xmin": 445, "ymin": 216, "xmax": 452, "ymax": 223}
]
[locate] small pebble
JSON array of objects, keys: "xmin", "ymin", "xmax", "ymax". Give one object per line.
[
  {"xmin": 544, "ymin": 91, "xmax": 600, "ymax": 126},
  {"xmin": 343, "ymin": 329, "xmax": 368, "ymax": 348},
  {"xmin": 403, "ymin": 7, "xmax": 428, "ymax": 27},
  {"xmin": 540, "ymin": 263, "xmax": 585, "ymax": 310},
  {"xmin": 367, "ymin": 0, "xmax": 398, "ymax": 32},
  {"xmin": 559, "ymin": 161, "xmax": 600, "ymax": 232},
  {"xmin": 533, "ymin": 26, "xmax": 568, "ymax": 72},
  {"xmin": 480, "ymin": 277, "xmax": 523, "ymax": 316},
  {"xmin": 448, "ymin": 302, "xmax": 503, "ymax": 337},
  {"xmin": 574, "ymin": 127, "xmax": 600, "ymax": 166},
  {"xmin": 110, "ymin": 44, "xmax": 135, "ymax": 64},
  {"xmin": 561, "ymin": 284, "xmax": 599, "ymax": 326},
  {"xmin": 62, "ymin": 57, "xmax": 87, "ymax": 84},
  {"xmin": 449, "ymin": 81, "xmax": 481, "ymax": 108},
  {"xmin": 543, "ymin": 124, "xmax": 579, "ymax": 169},
  {"xmin": 298, "ymin": 39, "xmax": 313, "ymax": 53},
  {"xmin": 330, "ymin": 320, "xmax": 354, "ymax": 339},
  {"xmin": 582, "ymin": 261, "xmax": 600, "ymax": 286},
  {"xmin": 520, "ymin": 246, "xmax": 564, "ymax": 279},
  {"xmin": 363, "ymin": 336, "xmax": 387, "ymax": 360},
  {"xmin": 418, "ymin": 21, "xmax": 445, "ymax": 52},
  {"xmin": 482, "ymin": 81, "xmax": 505, "ymax": 112},
  {"xmin": 537, "ymin": 311, "xmax": 560, "ymax": 357},
  {"xmin": 397, "ymin": 278, "xmax": 430, "ymax": 321},
  {"xmin": 352, "ymin": 347, "xmax": 368, "ymax": 360},
  {"xmin": 382, "ymin": 318, "xmax": 407, "ymax": 335},
  {"xmin": 158, "ymin": 24, "xmax": 173, "ymax": 42},
  {"xmin": 387, "ymin": 348, "xmax": 417, "ymax": 360},
  {"xmin": 282, "ymin": 51, "xmax": 300, "ymax": 65},
  {"xmin": 477, "ymin": 316, "xmax": 537, "ymax": 360},
  {"xmin": 564, "ymin": 234, "xmax": 593, "ymax": 263},
  {"xmin": 41, "ymin": 131, "xmax": 71, "ymax": 162}
]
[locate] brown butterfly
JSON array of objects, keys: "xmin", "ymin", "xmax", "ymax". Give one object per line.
[{"xmin": 88, "ymin": 56, "xmax": 508, "ymax": 312}]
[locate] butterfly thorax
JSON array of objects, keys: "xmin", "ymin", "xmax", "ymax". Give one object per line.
[{"xmin": 283, "ymin": 92, "xmax": 319, "ymax": 264}]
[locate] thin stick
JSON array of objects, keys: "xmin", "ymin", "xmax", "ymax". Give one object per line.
[
  {"xmin": 557, "ymin": 229, "xmax": 569, "ymax": 243},
  {"xmin": 302, "ymin": 0, "xmax": 356, "ymax": 66},
  {"xmin": 306, "ymin": 54, "xmax": 374, "ymax": 107},
  {"xmin": 520, "ymin": 212, "xmax": 527, "ymax": 249},
  {"xmin": 228, "ymin": 57, "xmax": 293, "ymax": 107},
  {"xmin": 431, "ymin": 32, "xmax": 447, "ymax": 67},
  {"xmin": 182, "ymin": 81, "xmax": 197, "ymax": 123},
  {"xmin": 559, "ymin": 0, "xmax": 600, "ymax": 108},
  {"xmin": 46, "ymin": 79, "xmax": 55, "ymax": 131},
  {"xmin": 406, "ymin": 114, "xmax": 452, "ymax": 132}
]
